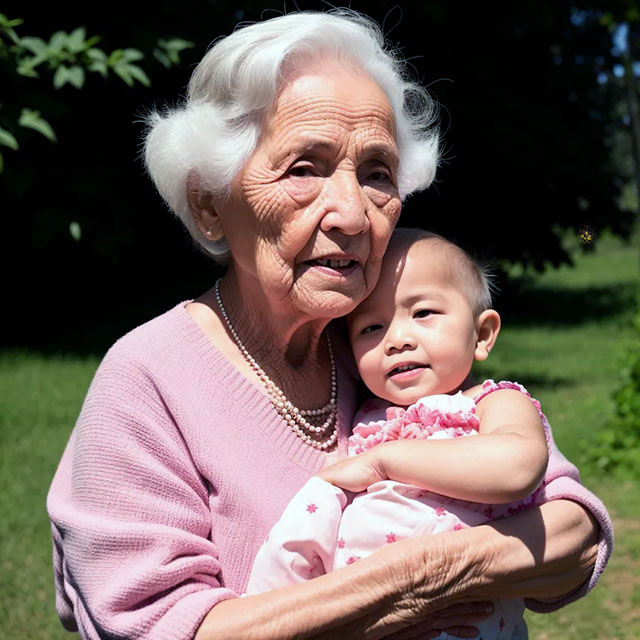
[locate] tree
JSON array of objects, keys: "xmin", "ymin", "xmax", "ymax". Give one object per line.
[
  {"xmin": 598, "ymin": 1, "xmax": 640, "ymax": 212},
  {"xmin": 0, "ymin": 13, "xmax": 192, "ymax": 174},
  {"xmin": 2, "ymin": 0, "xmax": 636, "ymax": 349}
]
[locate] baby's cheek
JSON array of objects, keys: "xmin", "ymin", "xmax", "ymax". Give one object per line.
[{"xmin": 357, "ymin": 352, "xmax": 383, "ymax": 395}]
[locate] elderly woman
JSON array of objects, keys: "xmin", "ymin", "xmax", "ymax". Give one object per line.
[{"xmin": 48, "ymin": 10, "xmax": 612, "ymax": 640}]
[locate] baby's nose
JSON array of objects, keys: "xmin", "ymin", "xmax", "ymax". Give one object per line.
[{"xmin": 384, "ymin": 323, "xmax": 418, "ymax": 354}]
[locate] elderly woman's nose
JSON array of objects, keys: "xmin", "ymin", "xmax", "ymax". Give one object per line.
[{"xmin": 319, "ymin": 170, "xmax": 370, "ymax": 235}]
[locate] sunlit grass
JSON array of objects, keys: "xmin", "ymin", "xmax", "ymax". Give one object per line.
[
  {"xmin": 0, "ymin": 351, "xmax": 99, "ymax": 638},
  {"xmin": 474, "ymin": 232, "xmax": 639, "ymax": 639}
]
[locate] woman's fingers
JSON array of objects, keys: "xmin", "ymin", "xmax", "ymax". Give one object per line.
[
  {"xmin": 383, "ymin": 624, "xmax": 479, "ymax": 640},
  {"xmin": 381, "ymin": 626, "xmax": 441, "ymax": 640},
  {"xmin": 432, "ymin": 600, "xmax": 494, "ymax": 620},
  {"xmin": 382, "ymin": 622, "xmax": 478, "ymax": 639},
  {"xmin": 381, "ymin": 601, "xmax": 494, "ymax": 639},
  {"xmin": 436, "ymin": 626, "xmax": 480, "ymax": 639}
]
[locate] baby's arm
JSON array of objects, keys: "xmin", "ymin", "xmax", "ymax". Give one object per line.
[{"xmin": 319, "ymin": 389, "xmax": 549, "ymax": 504}]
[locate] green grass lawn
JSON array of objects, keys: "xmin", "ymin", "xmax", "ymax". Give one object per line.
[
  {"xmin": 474, "ymin": 233, "xmax": 640, "ymax": 639},
  {"xmin": 1, "ymin": 233, "xmax": 638, "ymax": 638}
]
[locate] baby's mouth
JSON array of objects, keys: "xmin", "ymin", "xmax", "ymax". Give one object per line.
[{"xmin": 388, "ymin": 364, "xmax": 428, "ymax": 377}]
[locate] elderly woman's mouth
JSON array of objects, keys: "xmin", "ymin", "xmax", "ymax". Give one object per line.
[
  {"xmin": 306, "ymin": 258, "xmax": 360, "ymax": 276},
  {"xmin": 313, "ymin": 258, "xmax": 357, "ymax": 268}
]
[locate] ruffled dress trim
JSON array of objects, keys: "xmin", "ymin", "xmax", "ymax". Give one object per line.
[
  {"xmin": 348, "ymin": 390, "xmax": 479, "ymax": 455},
  {"xmin": 348, "ymin": 380, "xmax": 550, "ymax": 456}
]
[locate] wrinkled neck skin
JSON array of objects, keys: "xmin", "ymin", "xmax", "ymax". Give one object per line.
[{"xmin": 213, "ymin": 267, "xmax": 333, "ymax": 402}]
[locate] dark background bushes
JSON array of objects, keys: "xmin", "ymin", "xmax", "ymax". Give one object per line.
[{"xmin": 1, "ymin": 0, "xmax": 637, "ymax": 352}]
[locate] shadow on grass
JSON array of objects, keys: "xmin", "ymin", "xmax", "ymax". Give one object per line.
[
  {"xmin": 6, "ymin": 272, "xmax": 638, "ymax": 358},
  {"xmin": 4, "ymin": 269, "xmax": 223, "ymax": 358},
  {"xmin": 5, "ymin": 298, "xmax": 181, "ymax": 358},
  {"xmin": 473, "ymin": 370, "xmax": 574, "ymax": 391},
  {"xmin": 496, "ymin": 279, "xmax": 638, "ymax": 327}
]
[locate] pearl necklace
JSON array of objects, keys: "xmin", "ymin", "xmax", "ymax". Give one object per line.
[{"xmin": 215, "ymin": 280, "xmax": 338, "ymax": 450}]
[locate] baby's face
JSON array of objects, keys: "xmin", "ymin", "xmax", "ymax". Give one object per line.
[{"xmin": 347, "ymin": 241, "xmax": 480, "ymax": 405}]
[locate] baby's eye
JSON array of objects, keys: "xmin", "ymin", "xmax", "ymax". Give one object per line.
[
  {"xmin": 414, "ymin": 309, "xmax": 435, "ymax": 319},
  {"xmin": 361, "ymin": 324, "xmax": 383, "ymax": 335}
]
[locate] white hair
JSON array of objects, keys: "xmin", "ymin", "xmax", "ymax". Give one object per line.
[{"xmin": 144, "ymin": 9, "xmax": 440, "ymax": 261}]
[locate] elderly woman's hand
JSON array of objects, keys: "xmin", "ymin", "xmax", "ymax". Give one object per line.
[{"xmin": 197, "ymin": 530, "xmax": 495, "ymax": 640}]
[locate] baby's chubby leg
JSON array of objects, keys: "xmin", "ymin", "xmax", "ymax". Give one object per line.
[
  {"xmin": 333, "ymin": 480, "xmax": 447, "ymax": 570},
  {"xmin": 244, "ymin": 477, "xmax": 347, "ymax": 595}
]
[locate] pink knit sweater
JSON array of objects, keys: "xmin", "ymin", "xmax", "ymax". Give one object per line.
[{"xmin": 47, "ymin": 302, "xmax": 613, "ymax": 640}]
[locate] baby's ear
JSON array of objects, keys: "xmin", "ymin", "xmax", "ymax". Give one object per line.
[{"xmin": 474, "ymin": 310, "xmax": 501, "ymax": 361}]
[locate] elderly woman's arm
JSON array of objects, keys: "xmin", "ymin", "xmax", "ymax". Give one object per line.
[
  {"xmin": 48, "ymin": 331, "xmax": 609, "ymax": 640},
  {"xmin": 196, "ymin": 499, "xmax": 598, "ymax": 640}
]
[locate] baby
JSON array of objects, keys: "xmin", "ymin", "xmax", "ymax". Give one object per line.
[{"xmin": 246, "ymin": 228, "xmax": 552, "ymax": 639}]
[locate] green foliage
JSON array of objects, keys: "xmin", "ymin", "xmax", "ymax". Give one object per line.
[
  {"xmin": 18, "ymin": 108, "xmax": 56, "ymax": 142},
  {"xmin": 0, "ymin": 125, "xmax": 18, "ymax": 171},
  {"xmin": 0, "ymin": 12, "xmax": 22, "ymax": 48},
  {"xmin": 0, "ymin": 126, "xmax": 19, "ymax": 150},
  {"xmin": 600, "ymin": 2, "xmax": 640, "ymax": 27},
  {"xmin": 587, "ymin": 288, "xmax": 640, "ymax": 476},
  {"xmin": 69, "ymin": 221, "xmax": 81, "ymax": 242},
  {"xmin": 107, "ymin": 48, "xmax": 150, "ymax": 87},
  {"xmin": 0, "ymin": 13, "xmax": 193, "ymax": 172},
  {"xmin": 9, "ymin": 23, "xmax": 149, "ymax": 89},
  {"xmin": 154, "ymin": 38, "xmax": 194, "ymax": 69}
]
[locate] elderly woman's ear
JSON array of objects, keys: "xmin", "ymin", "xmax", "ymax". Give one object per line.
[{"xmin": 187, "ymin": 170, "xmax": 225, "ymax": 241}]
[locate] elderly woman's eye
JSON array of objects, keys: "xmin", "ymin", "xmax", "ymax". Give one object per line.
[
  {"xmin": 288, "ymin": 164, "xmax": 316, "ymax": 178},
  {"xmin": 359, "ymin": 163, "xmax": 395, "ymax": 189},
  {"xmin": 367, "ymin": 171, "xmax": 390, "ymax": 183}
]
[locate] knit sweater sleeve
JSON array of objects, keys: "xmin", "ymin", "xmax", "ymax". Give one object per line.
[
  {"xmin": 524, "ymin": 427, "xmax": 614, "ymax": 613},
  {"xmin": 47, "ymin": 345, "xmax": 238, "ymax": 640},
  {"xmin": 473, "ymin": 381, "xmax": 613, "ymax": 612}
]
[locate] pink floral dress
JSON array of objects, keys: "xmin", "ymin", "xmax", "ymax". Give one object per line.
[{"xmin": 245, "ymin": 381, "xmax": 555, "ymax": 639}]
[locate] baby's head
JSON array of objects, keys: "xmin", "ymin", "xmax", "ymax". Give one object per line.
[{"xmin": 348, "ymin": 228, "xmax": 501, "ymax": 406}]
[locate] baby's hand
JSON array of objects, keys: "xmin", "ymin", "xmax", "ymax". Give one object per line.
[{"xmin": 316, "ymin": 449, "xmax": 387, "ymax": 492}]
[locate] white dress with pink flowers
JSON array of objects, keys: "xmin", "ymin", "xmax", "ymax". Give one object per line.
[{"xmin": 245, "ymin": 381, "xmax": 549, "ymax": 639}]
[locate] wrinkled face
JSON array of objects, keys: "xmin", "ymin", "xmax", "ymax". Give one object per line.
[
  {"xmin": 348, "ymin": 242, "xmax": 480, "ymax": 405},
  {"xmin": 217, "ymin": 66, "xmax": 402, "ymax": 319}
]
